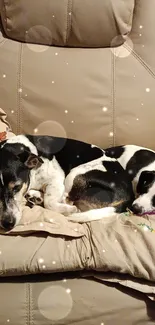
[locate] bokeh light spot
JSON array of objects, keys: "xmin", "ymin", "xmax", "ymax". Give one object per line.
[
  {"xmin": 111, "ymin": 36, "xmax": 133, "ymax": 58},
  {"xmin": 38, "ymin": 258, "xmax": 44, "ymax": 264},
  {"xmin": 33, "ymin": 120, "xmax": 67, "ymax": 153},
  {"xmin": 25, "ymin": 25, "xmax": 51, "ymax": 52},
  {"xmin": 38, "ymin": 285, "xmax": 73, "ymax": 320}
]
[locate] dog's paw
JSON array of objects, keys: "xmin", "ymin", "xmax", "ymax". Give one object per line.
[
  {"xmin": 44, "ymin": 199, "xmax": 78, "ymax": 215},
  {"xmin": 25, "ymin": 190, "xmax": 43, "ymax": 206},
  {"xmin": 61, "ymin": 204, "xmax": 78, "ymax": 216},
  {"xmin": 66, "ymin": 211, "xmax": 82, "ymax": 222}
]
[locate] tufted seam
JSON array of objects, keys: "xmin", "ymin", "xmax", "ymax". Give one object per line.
[
  {"xmin": 110, "ymin": 51, "xmax": 116, "ymax": 147},
  {"xmin": 30, "ymin": 283, "xmax": 34, "ymax": 325},
  {"xmin": 26, "ymin": 283, "xmax": 30, "ymax": 325},
  {"xmin": 126, "ymin": 44, "xmax": 155, "ymax": 79},
  {"xmin": 16, "ymin": 43, "xmax": 23, "ymax": 134},
  {"xmin": 65, "ymin": 0, "xmax": 73, "ymax": 44}
]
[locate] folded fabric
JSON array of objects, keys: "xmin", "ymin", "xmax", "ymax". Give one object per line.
[{"xmin": 0, "ymin": 207, "xmax": 155, "ymax": 301}]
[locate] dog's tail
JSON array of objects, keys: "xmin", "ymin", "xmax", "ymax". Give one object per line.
[{"xmin": 67, "ymin": 206, "xmax": 116, "ymax": 223}]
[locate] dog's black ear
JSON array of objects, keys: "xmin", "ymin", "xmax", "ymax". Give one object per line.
[
  {"xmin": 0, "ymin": 141, "xmax": 43, "ymax": 169},
  {"xmin": 137, "ymin": 170, "xmax": 155, "ymax": 194},
  {"xmin": 139, "ymin": 170, "xmax": 155, "ymax": 184},
  {"xmin": 24, "ymin": 153, "xmax": 43, "ymax": 169},
  {"xmin": 17, "ymin": 151, "xmax": 44, "ymax": 169}
]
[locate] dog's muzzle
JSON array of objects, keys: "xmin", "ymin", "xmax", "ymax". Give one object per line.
[
  {"xmin": 1, "ymin": 213, "xmax": 16, "ymax": 231},
  {"xmin": 132, "ymin": 203, "xmax": 143, "ymax": 215}
]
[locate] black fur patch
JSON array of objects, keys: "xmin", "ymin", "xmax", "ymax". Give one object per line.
[
  {"xmin": 2, "ymin": 142, "xmax": 31, "ymax": 156},
  {"xmin": 126, "ymin": 150, "xmax": 155, "ymax": 180},
  {"xmin": 27, "ymin": 135, "xmax": 104, "ymax": 175},
  {"xmin": 105, "ymin": 146, "xmax": 125, "ymax": 159},
  {"xmin": 137, "ymin": 171, "xmax": 155, "ymax": 194},
  {"xmin": 102, "ymin": 160, "xmax": 125, "ymax": 174}
]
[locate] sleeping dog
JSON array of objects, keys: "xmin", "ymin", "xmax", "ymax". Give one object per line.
[
  {"xmin": 0, "ymin": 135, "xmax": 134, "ymax": 230},
  {"xmin": 105, "ymin": 145, "xmax": 155, "ymax": 215},
  {"xmin": 66, "ymin": 144, "xmax": 155, "ymax": 222}
]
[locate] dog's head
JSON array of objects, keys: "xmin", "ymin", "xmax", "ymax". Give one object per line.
[
  {"xmin": 132, "ymin": 170, "xmax": 155, "ymax": 215},
  {"xmin": 0, "ymin": 143, "xmax": 43, "ymax": 230}
]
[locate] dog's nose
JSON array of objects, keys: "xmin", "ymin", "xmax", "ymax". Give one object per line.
[
  {"xmin": 1, "ymin": 215, "xmax": 16, "ymax": 231},
  {"xmin": 132, "ymin": 203, "xmax": 142, "ymax": 215}
]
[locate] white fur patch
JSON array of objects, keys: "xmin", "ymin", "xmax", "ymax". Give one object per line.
[
  {"xmin": 91, "ymin": 144, "xmax": 104, "ymax": 152},
  {"xmin": 6, "ymin": 201, "xmax": 22, "ymax": 226},
  {"xmin": 4, "ymin": 186, "xmax": 25, "ymax": 227},
  {"xmin": 68, "ymin": 207, "xmax": 116, "ymax": 223},
  {"xmin": 29, "ymin": 156, "xmax": 65, "ymax": 190},
  {"xmin": 65, "ymin": 155, "xmax": 116, "ymax": 194},
  {"xmin": 118, "ymin": 145, "xmax": 155, "ymax": 169},
  {"xmin": 29, "ymin": 156, "xmax": 77, "ymax": 215},
  {"xmin": 133, "ymin": 182, "xmax": 155, "ymax": 213},
  {"xmin": 27, "ymin": 189, "xmax": 42, "ymax": 199}
]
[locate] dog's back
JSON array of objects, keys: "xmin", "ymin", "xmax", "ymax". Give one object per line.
[
  {"xmin": 26, "ymin": 135, "xmax": 105, "ymax": 175},
  {"xmin": 105, "ymin": 145, "xmax": 155, "ymax": 180}
]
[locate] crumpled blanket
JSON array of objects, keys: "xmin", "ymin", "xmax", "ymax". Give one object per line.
[{"xmin": 0, "ymin": 202, "xmax": 155, "ymax": 301}]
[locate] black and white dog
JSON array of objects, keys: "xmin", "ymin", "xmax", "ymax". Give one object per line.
[
  {"xmin": 105, "ymin": 145, "xmax": 155, "ymax": 215},
  {"xmin": 0, "ymin": 135, "xmax": 134, "ymax": 230}
]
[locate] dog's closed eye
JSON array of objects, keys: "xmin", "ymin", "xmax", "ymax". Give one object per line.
[
  {"xmin": 8, "ymin": 181, "xmax": 22, "ymax": 192},
  {"xmin": 12, "ymin": 184, "xmax": 22, "ymax": 193}
]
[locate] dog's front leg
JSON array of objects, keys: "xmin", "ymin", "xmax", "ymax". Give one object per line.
[{"xmin": 44, "ymin": 182, "xmax": 77, "ymax": 215}]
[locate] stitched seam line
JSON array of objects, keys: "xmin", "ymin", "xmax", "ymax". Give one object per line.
[
  {"xmin": 124, "ymin": 43, "xmax": 155, "ymax": 79},
  {"xmin": 26, "ymin": 283, "xmax": 30, "ymax": 325},
  {"xmin": 65, "ymin": 0, "xmax": 72, "ymax": 44},
  {"xmin": 30, "ymin": 283, "xmax": 34, "ymax": 325},
  {"xmin": 110, "ymin": 51, "xmax": 113, "ymax": 147},
  {"xmin": 29, "ymin": 237, "xmax": 47, "ymax": 269},
  {"xmin": 17, "ymin": 43, "xmax": 23, "ymax": 134},
  {"xmin": 111, "ymin": 51, "xmax": 116, "ymax": 146}
]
